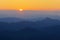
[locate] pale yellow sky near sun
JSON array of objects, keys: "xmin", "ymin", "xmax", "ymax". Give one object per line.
[{"xmin": 0, "ymin": 0, "xmax": 60, "ymax": 10}]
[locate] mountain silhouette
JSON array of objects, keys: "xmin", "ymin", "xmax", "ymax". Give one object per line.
[
  {"xmin": 39, "ymin": 17, "xmax": 60, "ymax": 27},
  {"xmin": 0, "ymin": 17, "xmax": 24, "ymax": 23},
  {"xmin": 0, "ymin": 17, "xmax": 60, "ymax": 40}
]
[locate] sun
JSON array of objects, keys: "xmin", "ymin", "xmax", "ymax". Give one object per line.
[{"xmin": 19, "ymin": 9, "xmax": 23, "ymax": 11}]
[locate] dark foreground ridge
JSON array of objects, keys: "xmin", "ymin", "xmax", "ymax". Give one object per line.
[{"xmin": 0, "ymin": 18, "xmax": 60, "ymax": 40}]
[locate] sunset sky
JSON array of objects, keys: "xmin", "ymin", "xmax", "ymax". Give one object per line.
[{"xmin": 0, "ymin": 0, "xmax": 60, "ymax": 10}]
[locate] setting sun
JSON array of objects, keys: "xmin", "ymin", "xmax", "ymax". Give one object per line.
[{"xmin": 19, "ymin": 9, "xmax": 23, "ymax": 11}]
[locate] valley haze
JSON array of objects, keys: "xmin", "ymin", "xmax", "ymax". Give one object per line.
[{"xmin": 0, "ymin": 10, "xmax": 60, "ymax": 20}]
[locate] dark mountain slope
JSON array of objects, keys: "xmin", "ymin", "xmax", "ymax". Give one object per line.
[{"xmin": 0, "ymin": 17, "xmax": 23, "ymax": 23}]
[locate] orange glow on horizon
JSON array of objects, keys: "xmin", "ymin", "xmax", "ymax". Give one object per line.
[
  {"xmin": 19, "ymin": 9, "xmax": 23, "ymax": 11},
  {"xmin": 0, "ymin": 0, "xmax": 60, "ymax": 10}
]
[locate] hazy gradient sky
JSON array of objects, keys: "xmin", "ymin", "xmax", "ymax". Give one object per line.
[{"xmin": 0, "ymin": 0, "xmax": 60, "ymax": 10}]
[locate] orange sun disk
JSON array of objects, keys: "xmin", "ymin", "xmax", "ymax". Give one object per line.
[{"xmin": 19, "ymin": 9, "xmax": 23, "ymax": 11}]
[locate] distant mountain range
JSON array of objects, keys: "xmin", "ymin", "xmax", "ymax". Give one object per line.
[
  {"xmin": 0, "ymin": 17, "xmax": 59, "ymax": 23},
  {"xmin": 0, "ymin": 17, "xmax": 60, "ymax": 30},
  {"xmin": 0, "ymin": 17, "xmax": 24, "ymax": 23}
]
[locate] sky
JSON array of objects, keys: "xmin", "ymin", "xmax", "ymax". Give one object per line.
[{"xmin": 0, "ymin": 0, "xmax": 60, "ymax": 10}]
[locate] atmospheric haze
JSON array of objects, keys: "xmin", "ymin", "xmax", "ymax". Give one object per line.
[{"xmin": 0, "ymin": 10, "xmax": 60, "ymax": 19}]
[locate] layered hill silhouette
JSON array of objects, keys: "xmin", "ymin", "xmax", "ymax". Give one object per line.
[
  {"xmin": 0, "ymin": 17, "xmax": 60, "ymax": 40},
  {"xmin": 0, "ymin": 17, "xmax": 24, "ymax": 23},
  {"xmin": 0, "ymin": 17, "xmax": 60, "ymax": 30}
]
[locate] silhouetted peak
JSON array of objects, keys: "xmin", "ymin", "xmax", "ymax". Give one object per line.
[
  {"xmin": 42, "ymin": 17, "xmax": 57, "ymax": 22},
  {"xmin": 40, "ymin": 17, "xmax": 60, "ymax": 25},
  {"xmin": 40, "ymin": 18, "xmax": 52, "ymax": 23},
  {"xmin": 45, "ymin": 17, "xmax": 60, "ymax": 21},
  {"xmin": 44, "ymin": 17, "xmax": 52, "ymax": 20}
]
